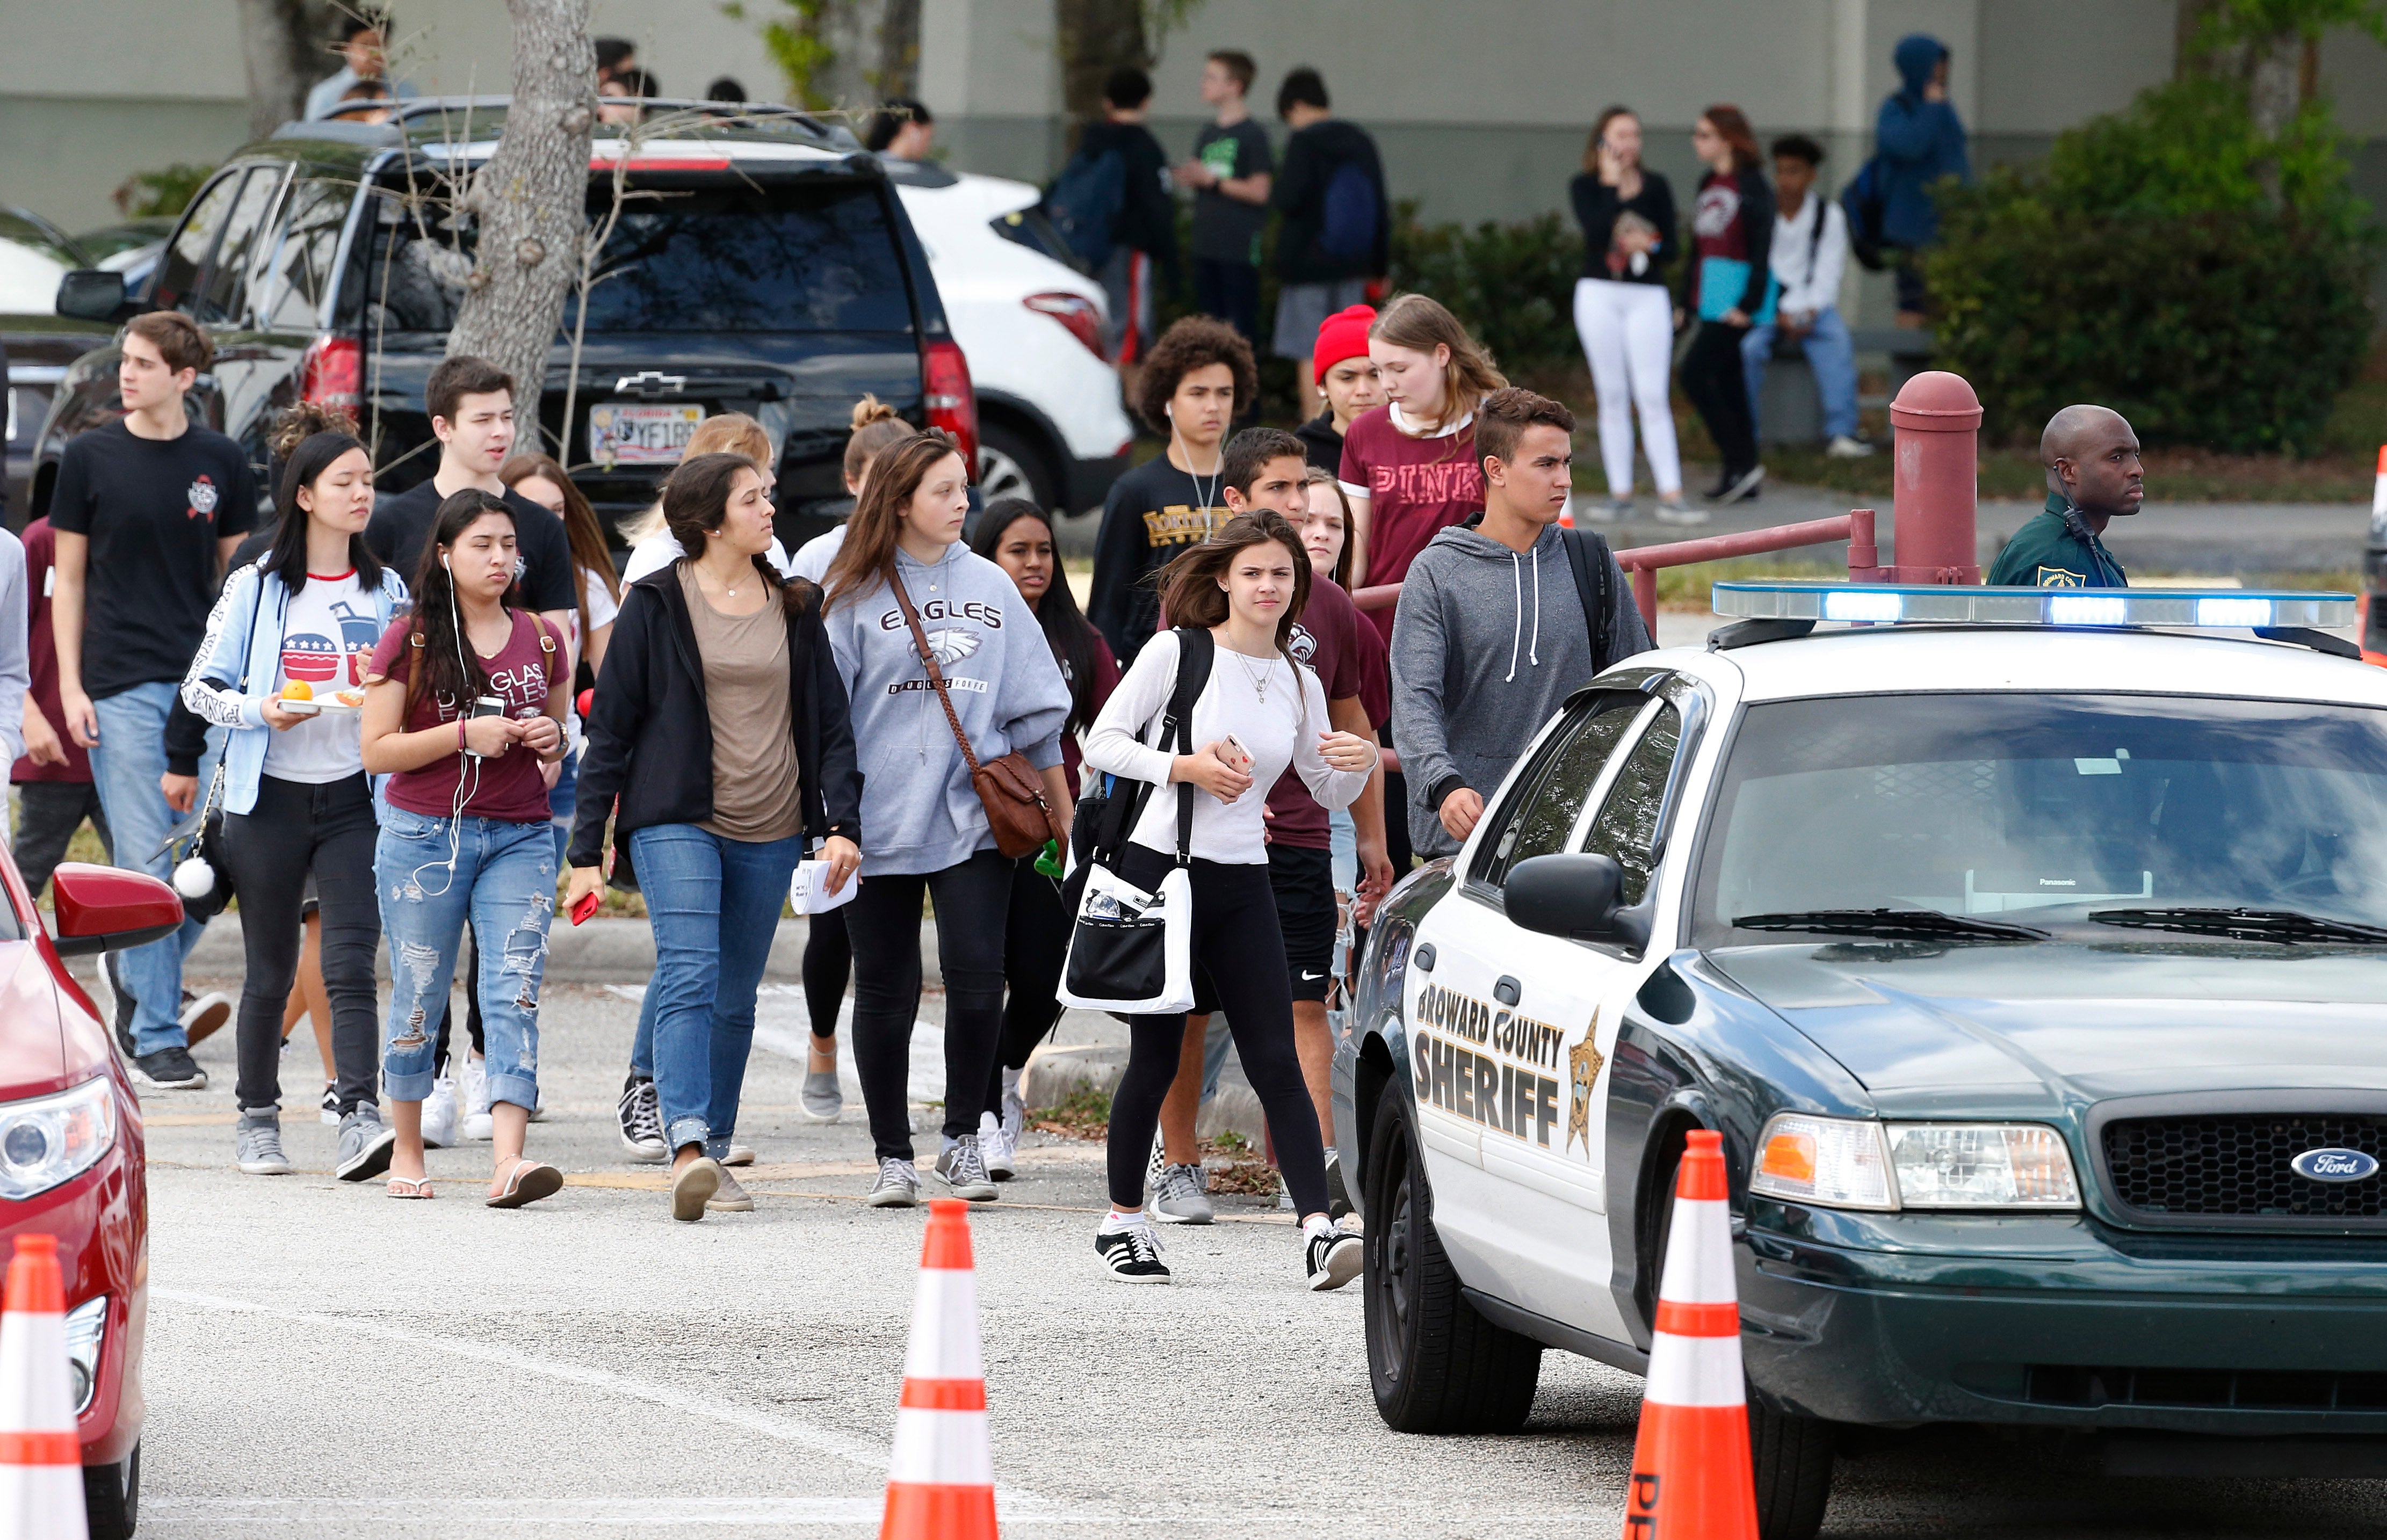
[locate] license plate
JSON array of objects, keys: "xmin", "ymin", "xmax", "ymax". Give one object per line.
[{"xmin": 589, "ymin": 402, "xmax": 706, "ymax": 467}]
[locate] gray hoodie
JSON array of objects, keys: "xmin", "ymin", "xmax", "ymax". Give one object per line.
[
  {"xmin": 1388, "ymin": 518, "xmax": 1652, "ymax": 858},
  {"xmin": 824, "ymin": 540, "xmax": 1071, "ymax": 876}
]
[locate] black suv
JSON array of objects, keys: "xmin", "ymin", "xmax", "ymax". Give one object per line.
[{"xmin": 35, "ymin": 99, "xmax": 974, "ymax": 552}]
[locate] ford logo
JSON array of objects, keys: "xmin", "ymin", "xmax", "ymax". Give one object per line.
[{"xmin": 2290, "ymin": 1148, "xmax": 2380, "ymax": 1183}]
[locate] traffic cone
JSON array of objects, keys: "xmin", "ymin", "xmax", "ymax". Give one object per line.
[
  {"xmin": 1621, "ymin": 1130, "xmax": 1756, "ymax": 1540},
  {"xmin": 0, "ymin": 1235, "xmax": 86, "ymax": 1540},
  {"xmin": 881, "ymin": 1200, "xmax": 997, "ymax": 1540}
]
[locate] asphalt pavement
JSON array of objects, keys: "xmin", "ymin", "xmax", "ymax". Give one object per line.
[{"xmin": 126, "ymin": 974, "xmax": 2387, "ymax": 1537}]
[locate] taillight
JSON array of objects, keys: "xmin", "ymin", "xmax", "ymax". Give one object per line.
[
  {"xmin": 300, "ymin": 334, "xmax": 363, "ymax": 409},
  {"xmin": 1024, "ymin": 292, "xmax": 1108, "ymax": 361},
  {"xmin": 922, "ymin": 339, "xmax": 978, "ymax": 471}
]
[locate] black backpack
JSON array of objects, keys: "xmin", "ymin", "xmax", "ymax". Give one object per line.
[
  {"xmin": 1559, "ymin": 526, "xmax": 1621, "ymax": 673},
  {"xmin": 1840, "ymin": 155, "xmax": 1889, "ymax": 272}
]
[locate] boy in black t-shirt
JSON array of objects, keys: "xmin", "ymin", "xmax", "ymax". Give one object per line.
[
  {"xmin": 1086, "ymin": 317, "xmax": 1255, "ymax": 667},
  {"xmin": 1173, "ymin": 50, "xmax": 1274, "ymax": 347},
  {"xmin": 50, "ymin": 311, "xmax": 255, "ymax": 1088}
]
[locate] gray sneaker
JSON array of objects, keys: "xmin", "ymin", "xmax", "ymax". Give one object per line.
[
  {"xmin": 867, "ymin": 1156, "xmax": 920, "ymax": 1208},
  {"xmin": 707, "ymin": 1168, "xmax": 756, "ymax": 1212},
  {"xmin": 999, "ymin": 1066, "xmax": 1027, "ymax": 1150},
  {"xmin": 800, "ymin": 1067, "xmax": 842, "ymax": 1124},
  {"xmin": 1151, "ymin": 1161, "xmax": 1214, "ymax": 1225},
  {"xmin": 935, "ymin": 1135, "xmax": 999, "ymax": 1202},
  {"xmin": 335, "ymin": 1105, "xmax": 397, "ymax": 1182},
  {"xmin": 235, "ymin": 1110, "xmax": 293, "ymax": 1176}
]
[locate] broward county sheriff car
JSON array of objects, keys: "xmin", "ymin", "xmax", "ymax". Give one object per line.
[{"xmin": 1330, "ymin": 583, "xmax": 2387, "ymax": 1540}]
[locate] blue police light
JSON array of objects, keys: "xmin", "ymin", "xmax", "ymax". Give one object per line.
[{"xmin": 1712, "ymin": 582, "xmax": 2357, "ymax": 631}]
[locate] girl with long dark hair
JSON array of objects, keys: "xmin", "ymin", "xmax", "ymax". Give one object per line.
[
  {"xmin": 360, "ymin": 491, "xmax": 570, "ymax": 1205},
  {"xmin": 1683, "ymin": 103, "xmax": 1775, "ymax": 506},
  {"xmin": 823, "ymin": 433, "xmax": 1072, "ymax": 1208},
  {"xmin": 1080, "ymin": 511, "xmax": 1376, "ymax": 1285},
  {"xmin": 182, "ymin": 402, "xmax": 409, "ymax": 1182},
  {"xmin": 567, "ymin": 453, "xmax": 863, "ymax": 1221},
  {"xmin": 966, "ymin": 497, "xmax": 1120, "ymax": 1175},
  {"xmin": 1569, "ymin": 106, "xmax": 1688, "ymax": 521}
]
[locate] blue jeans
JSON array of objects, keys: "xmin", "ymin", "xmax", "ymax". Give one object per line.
[
  {"xmin": 630, "ymin": 824, "xmax": 802, "ymax": 1156},
  {"xmin": 1741, "ymin": 305, "xmax": 1860, "ymax": 442},
  {"xmin": 373, "ymin": 809, "xmax": 555, "ymax": 1107},
  {"xmin": 88, "ymin": 680, "xmax": 219, "ymax": 1054},
  {"xmin": 548, "ymin": 746, "xmax": 578, "ymax": 867}
]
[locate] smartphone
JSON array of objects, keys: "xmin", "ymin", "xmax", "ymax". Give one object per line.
[
  {"xmin": 569, "ymin": 889, "xmax": 602, "ymax": 926},
  {"xmin": 464, "ymin": 695, "xmax": 505, "ymax": 758},
  {"xmin": 1219, "ymin": 733, "xmax": 1253, "ymax": 773}
]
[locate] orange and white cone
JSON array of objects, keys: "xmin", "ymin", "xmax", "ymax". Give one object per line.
[
  {"xmin": 0, "ymin": 1234, "xmax": 86, "ymax": 1540},
  {"xmin": 1621, "ymin": 1129, "xmax": 1756, "ymax": 1540},
  {"xmin": 881, "ymin": 1200, "xmax": 997, "ymax": 1540}
]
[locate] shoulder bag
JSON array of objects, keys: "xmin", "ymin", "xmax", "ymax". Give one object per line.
[{"xmin": 890, "ymin": 570, "xmax": 1064, "ymax": 860}]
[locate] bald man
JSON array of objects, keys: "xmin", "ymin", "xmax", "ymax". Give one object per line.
[{"xmin": 1987, "ymin": 404, "xmax": 2142, "ymax": 587}]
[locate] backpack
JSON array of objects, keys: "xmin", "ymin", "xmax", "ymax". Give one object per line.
[
  {"xmin": 1558, "ymin": 527, "xmax": 1620, "ymax": 673},
  {"xmin": 1319, "ymin": 159, "xmax": 1378, "ymax": 262},
  {"xmin": 1840, "ymin": 156, "xmax": 1888, "ymax": 272},
  {"xmin": 1045, "ymin": 146, "xmax": 1126, "ymax": 270}
]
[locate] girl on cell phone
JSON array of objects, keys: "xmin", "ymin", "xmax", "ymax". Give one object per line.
[{"xmin": 1569, "ymin": 105, "xmax": 1689, "ymax": 523}]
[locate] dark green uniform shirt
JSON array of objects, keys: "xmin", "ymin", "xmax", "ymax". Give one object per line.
[{"xmin": 1987, "ymin": 494, "xmax": 2128, "ymax": 588}]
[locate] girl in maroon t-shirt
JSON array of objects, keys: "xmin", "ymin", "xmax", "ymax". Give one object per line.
[
  {"xmin": 360, "ymin": 490, "xmax": 568, "ymax": 1206},
  {"xmin": 1336, "ymin": 294, "xmax": 1507, "ymax": 644}
]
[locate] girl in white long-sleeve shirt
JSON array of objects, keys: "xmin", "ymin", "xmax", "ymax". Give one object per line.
[{"xmin": 1080, "ymin": 511, "xmax": 1378, "ymax": 1287}]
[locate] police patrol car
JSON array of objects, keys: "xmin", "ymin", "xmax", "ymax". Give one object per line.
[{"xmin": 1332, "ymin": 582, "xmax": 2387, "ymax": 1539}]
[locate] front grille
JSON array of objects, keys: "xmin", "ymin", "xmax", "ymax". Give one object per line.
[
  {"xmin": 2027, "ymin": 1364, "xmax": 2387, "ymax": 1411},
  {"xmin": 2102, "ymin": 1114, "xmax": 2387, "ymax": 1222}
]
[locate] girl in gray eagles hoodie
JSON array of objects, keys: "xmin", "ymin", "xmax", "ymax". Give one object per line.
[{"xmin": 823, "ymin": 433, "xmax": 1073, "ymax": 1207}]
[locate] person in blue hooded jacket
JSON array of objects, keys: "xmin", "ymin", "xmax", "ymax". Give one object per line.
[{"xmin": 1878, "ymin": 34, "xmax": 1970, "ymax": 323}]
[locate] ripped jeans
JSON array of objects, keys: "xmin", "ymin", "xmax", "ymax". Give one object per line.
[{"xmin": 373, "ymin": 808, "xmax": 556, "ymax": 1108}]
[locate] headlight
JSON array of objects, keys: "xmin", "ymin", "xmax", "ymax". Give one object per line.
[
  {"xmin": 1751, "ymin": 1114, "xmax": 2081, "ymax": 1211},
  {"xmin": 0, "ymin": 1078, "xmax": 117, "ymax": 1201},
  {"xmin": 63, "ymin": 1296, "xmax": 105, "ymax": 1414}
]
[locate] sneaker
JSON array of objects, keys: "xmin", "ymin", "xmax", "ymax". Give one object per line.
[
  {"xmin": 1719, "ymin": 464, "xmax": 1766, "ymax": 504},
  {"xmin": 1276, "ymin": 1171, "xmax": 1296, "ymax": 1211},
  {"xmin": 1096, "ymin": 1218, "xmax": 1171, "ymax": 1284},
  {"xmin": 131, "ymin": 1046, "xmax": 205, "ymax": 1090},
  {"xmin": 1326, "ymin": 1148, "xmax": 1354, "ymax": 1221},
  {"xmin": 460, "ymin": 1054, "xmax": 493, "ymax": 1142},
  {"xmin": 1151, "ymin": 1162, "xmax": 1214, "ymax": 1225},
  {"xmin": 94, "ymin": 957, "xmax": 137, "ymax": 1059},
  {"xmin": 866, "ymin": 1156, "xmax": 920, "ymax": 1208},
  {"xmin": 1145, "ymin": 1130, "xmax": 1167, "ymax": 1194},
  {"xmin": 999, "ymin": 1066, "xmax": 1026, "ymax": 1151},
  {"xmin": 979, "ymin": 1112, "xmax": 1014, "ymax": 1182},
  {"xmin": 671, "ymin": 1155, "xmax": 723, "ymax": 1222},
  {"xmin": 707, "ymin": 1168, "xmax": 756, "ymax": 1212},
  {"xmin": 420, "ymin": 1077, "xmax": 458, "ymax": 1150},
  {"xmin": 235, "ymin": 1110, "xmax": 293, "ymax": 1176},
  {"xmin": 1588, "ymin": 497, "xmax": 1631, "ymax": 524},
  {"xmin": 617, "ymin": 1076, "xmax": 666, "ymax": 1164},
  {"xmin": 800, "ymin": 1065, "xmax": 842, "ymax": 1124},
  {"xmin": 1305, "ymin": 1224, "xmax": 1363, "ymax": 1291},
  {"xmin": 179, "ymin": 990, "xmax": 232, "ymax": 1047},
  {"xmin": 1654, "ymin": 498, "xmax": 1712, "ymax": 526},
  {"xmin": 319, "ymin": 1083, "xmax": 341, "ymax": 1128},
  {"xmin": 335, "ymin": 1106, "xmax": 397, "ymax": 1182},
  {"xmin": 934, "ymin": 1135, "xmax": 999, "ymax": 1202},
  {"xmin": 1825, "ymin": 433, "xmax": 1876, "ymax": 459},
  {"xmin": 721, "ymin": 1144, "xmax": 756, "ymax": 1168}
]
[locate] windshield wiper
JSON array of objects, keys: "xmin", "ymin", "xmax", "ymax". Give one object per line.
[
  {"xmin": 2087, "ymin": 906, "xmax": 2387, "ymax": 946},
  {"xmin": 1731, "ymin": 907, "xmax": 2050, "ymax": 942}
]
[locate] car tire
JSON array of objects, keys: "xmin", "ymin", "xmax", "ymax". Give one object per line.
[
  {"xmin": 1363, "ymin": 1093, "xmax": 1542, "ymax": 1433},
  {"xmin": 1749, "ymin": 1396, "xmax": 1834, "ymax": 1540},
  {"xmin": 83, "ymin": 1441, "xmax": 138, "ymax": 1540},
  {"xmin": 978, "ymin": 420, "xmax": 1061, "ymax": 513}
]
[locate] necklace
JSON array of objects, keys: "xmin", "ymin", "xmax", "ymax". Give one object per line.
[{"xmin": 1231, "ymin": 644, "xmax": 1274, "ymax": 704}]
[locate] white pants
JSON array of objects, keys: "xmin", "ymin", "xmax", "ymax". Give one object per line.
[{"xmin": 1572, "ymin": 277, "xmax": 1682, "ymax": 498}]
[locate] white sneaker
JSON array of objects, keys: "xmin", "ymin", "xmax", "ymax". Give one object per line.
[
  {"xmin": 319, "ymin": 1082, "xmax": 341, "ymax": 1128},
  {"xmin": 1654, "ymin": 498, "xmax": 1711, "ymax": 526},
  {"xmin": 460, "ymin": 1054, "xmax": 493, "ymax": 1142},
  {"xmin": 999, "ymin": 1066, "xmax": 1026, "ymax": 1151},
  {"xmin": 1825, "ymin": 434, "xmax": 1876, "ymax": 459},
  {"xmin": 420, "ymin": 1077, "xmax": 458, "ymax": 1149},
  {"xmin": 979, "ymin": 1111, "xmax": 1014, "ymax": 1181}
]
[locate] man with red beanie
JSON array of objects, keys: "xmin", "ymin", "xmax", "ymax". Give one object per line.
[{"xmin": 1293, "ymin": 304, "xmax": 1384, "ymax": 473}]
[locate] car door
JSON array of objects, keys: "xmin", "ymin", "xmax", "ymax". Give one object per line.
[{"xmin": 191, "ymin": 163, "xmax": 293, "ymax": 493}]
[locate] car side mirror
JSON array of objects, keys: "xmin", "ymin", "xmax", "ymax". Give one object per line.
[
  {"xmin": 49, "ymin": 864, "xmax": 184, "ymax": 957},
  {"xmin": 55, "ymin": 270, "xmax": 131, "ymax": 324},
  {"xmin": 1503, "ymin": 853, "xmax": 1650, "ymax": 948}
]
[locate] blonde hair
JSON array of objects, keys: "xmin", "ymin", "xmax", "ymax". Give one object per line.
[
  {"xmin": 843, "ymin": 394, "xmax": 910, "ymax": 487},
  {"xmin": 620, "ymin": 412, "xmax": 775, "ymax": 544},
  {"xmin": 1369, "ymin": 293, "xmax": 1506, "ymax": 438}
]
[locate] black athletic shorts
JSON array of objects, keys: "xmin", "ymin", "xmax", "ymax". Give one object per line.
[{"xmin": 1270, "ymin": 843, "xmax": 1336, "ymax": 1002}]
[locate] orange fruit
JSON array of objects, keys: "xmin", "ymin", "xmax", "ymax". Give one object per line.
[{"xmin": 281, "ymin": 681, "xmax": 313, "ymax": 701}]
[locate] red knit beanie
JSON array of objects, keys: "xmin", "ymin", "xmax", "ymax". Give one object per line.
[{"xmin": 1311, "ymin": 304, "xmax": 1377, "ymax": 377}]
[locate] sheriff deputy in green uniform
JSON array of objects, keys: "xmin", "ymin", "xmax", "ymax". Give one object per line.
[{"xmin": 1987, "ymin": 403, "xmax": 2143, "ymax": 587}]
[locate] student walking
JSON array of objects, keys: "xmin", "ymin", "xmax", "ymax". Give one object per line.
[
  {"xmin": 822, "ymin": 433, "xmax": 1072, "ymax": 1209},
  {"xmin": 1174, "ymin": 49, "xmax": 1274, "ymax": 346},
  {"xmin": 967, "ymin": 496, "xmax": 1120, "ymax": 1175},
  {"xmin": 1069, "ymin": 67, "xmax": 1178, "ymax": 381},
  {"xmin": 182, "ymin": 404, "xmax": 409, "ymax": 1182},
  {"xmin": 1740, "ymin": 135, "xmax": 1869, "ymax": 459},
  {"xmin": 1875, "ymin": 34, "xmax": 1969, "ymax": 325},
  {"xmin": 1081, "ymin": 510, "xmax": 1376, "ymax": 1285},
  {"xmin": 569, "ymin": 453, "xmax": 863, "ymax": 1221},
  {"xmin": 1681, "ymin": 105, "xmax": 1774, "ymax": 506},
  {"xmin": 361, "ymin": 491, "xmax": 570, "ymax": 1205},
  {"xmin": 13, "ymin": 515, "xmax": 106, "ymax": 902},
  {"xmin": 1270, "ymin": 67, "xmax": 1389, "ymax": 420},
  {"xmin": 1569, "ymin": 106, "xmax": 1689, "ymax": 522},
  {"xmin": 1292, "ymin": 304, "xmax": 1381, "ymax": 474},
  {"xmin": 51, "ymin": 311, "xmax": 250, "ymax": 1088}
]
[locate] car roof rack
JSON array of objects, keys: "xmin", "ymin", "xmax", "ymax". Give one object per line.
[{"xmin": 380, "ymin": 95, "xmax": 859, "ymax": 150}]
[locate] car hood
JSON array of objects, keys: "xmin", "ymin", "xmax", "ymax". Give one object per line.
[
  {"xmin": 0, "ymin": 941, "xmax": 71, "ymax": 1094},
  {"xmin": 1706, "ymin": 941, "xmax": 2387, "ymax": 1115}
]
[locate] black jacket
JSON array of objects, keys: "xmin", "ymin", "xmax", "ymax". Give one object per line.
[
  {"xmin": 1569, "ymin": 170, "xmax": 1677, "ymax": 285},
  {"xmin": 1271, "ymin": 118, "xmax": 1389, "ymax": 284},
  {"xmin": 567, "ymin": 565, "xmax": 862, "ymax": 871},
  {"xmin": 1076, "ymin": 119, "xmax": 1179, "ymax": 280},
  {"xmin": 1295, "ymin": 410, "xmax": 1344, "ymax": 474}
]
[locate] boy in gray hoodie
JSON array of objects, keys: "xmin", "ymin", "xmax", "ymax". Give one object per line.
[{"xmin": 1389, "ymin": 389, "xmax": 1651, "ymax": 860}]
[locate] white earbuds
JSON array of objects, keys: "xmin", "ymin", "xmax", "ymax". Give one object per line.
[{"xmin": 172, "ymin": 856, "xmax": 216, "ymax": 900}]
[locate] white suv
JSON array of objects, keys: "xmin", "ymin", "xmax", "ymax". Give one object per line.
[{"xmin": 889, "ymin": 162, "xmax": 1134, "ymax": 514}]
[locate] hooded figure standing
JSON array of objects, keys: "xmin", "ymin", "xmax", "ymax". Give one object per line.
[{"xmin": 1877, "ymin": 34, "xmax": 1971, "ymax": 324}]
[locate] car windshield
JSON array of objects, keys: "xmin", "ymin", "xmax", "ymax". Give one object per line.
[{"xmin": 1692, "ymin": 692, "xmax": 2387, "ymax": 945}]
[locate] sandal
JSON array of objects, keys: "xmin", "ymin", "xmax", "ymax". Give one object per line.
[
  {"xmin": 486, "ymin": 1157, "xmax": 563, "ymax": 1210},
  {"xmin": 387, "ymin": 1175, "xmax": 435, "ymax": 1200}
]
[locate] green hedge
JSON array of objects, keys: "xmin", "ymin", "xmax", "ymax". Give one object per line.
[{"xmin": 1388, "ymin": 204, "xmax": 1585, "ymax": 375}]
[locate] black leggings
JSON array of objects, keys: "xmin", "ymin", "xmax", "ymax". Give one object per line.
[
  {"xmin": 1104, "ymin": 849, "xmax": 1329, "ymax": 1216},
  {"xmin": 802, "ymin": 907, "xmax": 851, "ymax": 1039},
  {"xmin": 1681, "ymin": 318, "xmax": 1756, "ymax": 481},
  {"xmin": 844, "ymin": 848, "xmax": 1012, "ymax": 1160},
  {"xmin": 983, "ymin": 854, "xmax": 1070, "ymax": 1117},
  {"xmin": 218, "ymin": 773, "xmax": 381, "ymax": 1115}
]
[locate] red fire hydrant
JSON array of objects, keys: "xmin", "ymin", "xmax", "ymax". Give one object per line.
[{"xmin": 1887, "ymin": 371, "xmax": 1982, "ymax": 584}]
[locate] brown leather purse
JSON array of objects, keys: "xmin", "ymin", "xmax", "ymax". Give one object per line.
[{"xmin": 890, "ymin": 571, "xmax": 1064, "ymax": 859}]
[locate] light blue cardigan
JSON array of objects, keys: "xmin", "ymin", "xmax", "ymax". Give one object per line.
[{"xmin": 180, "ymin": 560, "xmax": 411, "ymax": 816}]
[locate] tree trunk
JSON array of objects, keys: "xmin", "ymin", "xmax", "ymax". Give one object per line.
[
  {"xmin": 1055, "ymin": 0, "xmax": 1148, "ymax": 120},
  {"xmin": 2246, "ymin": 26, "xmax": 2300, "ymax": 203},
  {"xmin": 445, "ymin": 0, "xmax": 595, "ymax": 419},
  {"xmin": 234, "ymin": 0, "xmax": 341, "ymax": 140},
  {"xmin": 876, "ymin": 0, "xmax": 923, "ymax": 97}
]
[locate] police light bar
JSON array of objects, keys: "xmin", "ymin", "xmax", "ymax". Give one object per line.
[{"xmin": 1711, "ymin": 582, "xmax": 2357, "ymax": 631}]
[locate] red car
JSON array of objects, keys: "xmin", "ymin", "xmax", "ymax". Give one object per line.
[{"xmin": 2, "ymin": 856, "xmax": 184, "ymax": 1539}]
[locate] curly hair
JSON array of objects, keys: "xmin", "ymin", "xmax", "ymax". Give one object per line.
[{"xmin": 1134, "ymin": 316, "xmax": 1257, "ymax": 434}]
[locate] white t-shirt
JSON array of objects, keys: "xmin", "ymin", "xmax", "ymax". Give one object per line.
[
  {"xmin": 789, "ymin": 524, "xmax": 847, "ymax": 584},
  {"xmin": 263, "ymin": 570, "xmax": 373, "ymax": 783},
  {"xmin": 621, "ymin": 529, "xmax": 797, "ymax": 585}
]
